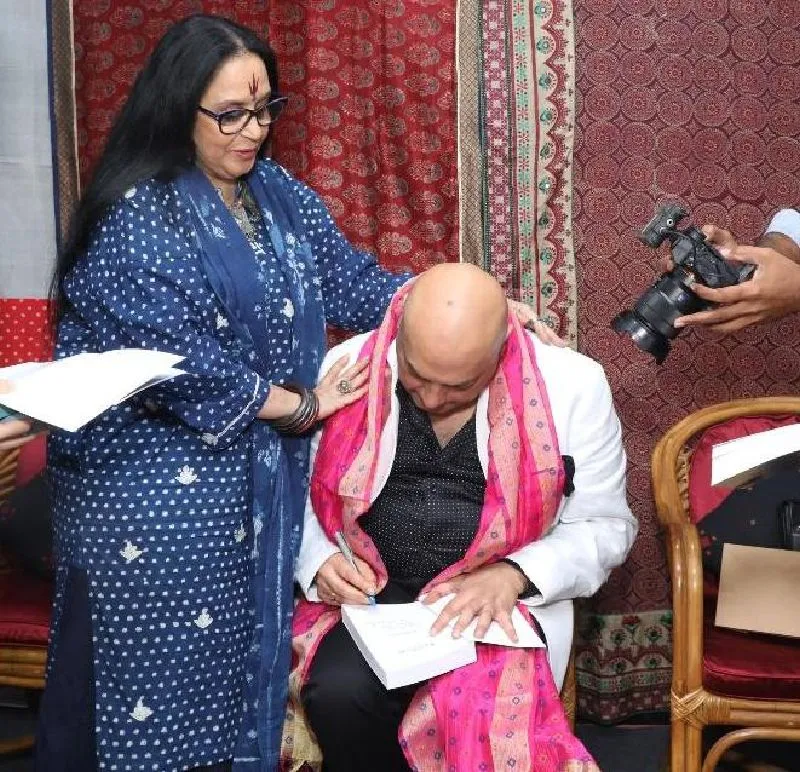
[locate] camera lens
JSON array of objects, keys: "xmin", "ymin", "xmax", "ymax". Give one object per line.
[
  {"xmin": 612, "ymin": 311, "xmax": 670, "ymax": 363},
  {"xmin": 611, "ymin": 269, "xmax": 709, "ymax": 363}
]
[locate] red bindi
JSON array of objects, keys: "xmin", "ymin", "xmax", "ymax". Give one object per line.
[{"xmin": 249, "ymin": 75, "xmax": 259, "ymax": 98}]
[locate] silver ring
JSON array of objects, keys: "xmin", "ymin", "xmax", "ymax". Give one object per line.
[{"xmin": 336, "ymin": 379, "xmax": 353, "ymax": 395}]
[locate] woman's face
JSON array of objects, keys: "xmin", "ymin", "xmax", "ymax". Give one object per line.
[{"xmin": 193, "ymin": 53, "xmax": 271, "ymax": 191}]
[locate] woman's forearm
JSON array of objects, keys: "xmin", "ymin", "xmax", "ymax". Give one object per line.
[{"xmin": 257, "ymin": 384, "xmax": 302, "ymax": 421}]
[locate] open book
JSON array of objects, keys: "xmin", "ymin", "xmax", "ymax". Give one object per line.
[
  {"xmin": 0, "ymin": 349, "xmax": 185, "ymax": 432},
  {"xmin": 711, "ymin": 423, "xmax": 800, "ymax": 488},
  {"xmin": 341, "ymin": 596, "xmax": 544, "ymax": 690}
]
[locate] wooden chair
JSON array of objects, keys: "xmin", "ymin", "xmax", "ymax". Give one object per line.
[
  {"xmin": 651, "ymin": 397, "xmax": 800, "ymax": 772},
  {"xmin": 0, "ymin": 446, "xmax": 51, "ymax": 755}
]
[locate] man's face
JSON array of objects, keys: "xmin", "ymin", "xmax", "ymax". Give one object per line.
[{"xmin": 396, "ymin": 331, "xmax": 501, "ymax": 418}]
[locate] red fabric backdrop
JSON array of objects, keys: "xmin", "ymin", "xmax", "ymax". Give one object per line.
[
  {"xmin": 571, "ymin": 0, "xmax": 800, "ymax": 719},
  {"xmin": 575, "ymin": 0, "xmax": 800, "ymax": 611},
  {"xmin": 74, "ymin": 0, "xmax": 457, "ymax": 276},
  {"xmin": 268, "ymin": 1, "xmax": 458, "ymax": 272}
]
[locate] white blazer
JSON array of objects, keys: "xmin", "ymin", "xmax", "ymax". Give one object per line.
[{"xmin": 295, "ymin": 332, "xmax": 638, "ymax": 690}]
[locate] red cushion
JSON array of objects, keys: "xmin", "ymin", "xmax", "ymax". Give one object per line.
[
  {"xmin": 0, "ymin": 566, "xmax": 52, "ymax": 645},
  {"xmin": 703, "ymin": 592, "xmax": 800, "ymax": 700},
  {"xmin": 688, "ymin": 414, "xmax": 800, "ymax": 523}
]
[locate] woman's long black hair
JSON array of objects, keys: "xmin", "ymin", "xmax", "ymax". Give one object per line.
[{"xmin": 51, "ymin": 13, "xmax": 279, "ymax": 323}]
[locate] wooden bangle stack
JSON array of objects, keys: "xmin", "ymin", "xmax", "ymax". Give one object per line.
[{"xmin": 271, "ymin": 383, "xmax": 319, "ymax": 435}]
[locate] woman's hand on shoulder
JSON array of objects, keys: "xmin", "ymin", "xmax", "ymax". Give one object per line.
[
  {"xmin": 314, "ymin": 355, "xmax": 371, "ymax": 420},
  {"xmin": 507, "ymin": 299, "xmax": 567, "ymax": 347}
]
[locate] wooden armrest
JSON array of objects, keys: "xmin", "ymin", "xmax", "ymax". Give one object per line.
[{"xmin": 0, "ymin": 448, "xmax": 20, "ymax": 508}]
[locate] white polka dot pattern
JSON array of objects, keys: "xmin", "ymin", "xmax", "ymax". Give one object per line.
[{"xmin": 47, "ymin": 159, "xmax": 409, "ymax": 770}]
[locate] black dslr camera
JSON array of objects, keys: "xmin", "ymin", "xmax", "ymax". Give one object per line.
[
  {"xmin": 612, "ymin": 204, "xmax": 755, "ymax": 363},
  {"xmin": 779, "ymin": 501, "xmax": 800, "ymax": 551}
]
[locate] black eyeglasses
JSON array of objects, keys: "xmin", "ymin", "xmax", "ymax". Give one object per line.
[{"xmin": 197, "ymin": 95, "xmax": 289, "ymax": 135}]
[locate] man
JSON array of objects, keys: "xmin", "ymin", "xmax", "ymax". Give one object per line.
[
  {"xmin": 675, "ymin": 208, "xmax": 800, "ymax": 333},
  {"xmin": 0, "ymin": 381, "xmax": 37, "ymax": 450},
  {"xmin": 288, "ymin": 264, "xmax": 636, "ymax": 771}
]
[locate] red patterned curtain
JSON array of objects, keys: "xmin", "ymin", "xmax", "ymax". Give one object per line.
[
  {"xmin": 269, "ymin": 1, "xmax": 458, "ymax": 274},
  {"xmin": 74, "ymin": 0, "xmax": 455, "ymax": 278},
  {"xmin": 573, "ymin": 0, "xmax": 800, "ymax": 720}
]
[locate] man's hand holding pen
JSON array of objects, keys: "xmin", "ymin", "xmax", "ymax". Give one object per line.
[{"xmin": 315, "ymin": 551, "xmax": 381, "ymax": 606}]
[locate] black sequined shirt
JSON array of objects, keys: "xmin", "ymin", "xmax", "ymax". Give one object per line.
[{"xmin": 359, "ymin": 383, "xmax": 486, "ymax": 595}]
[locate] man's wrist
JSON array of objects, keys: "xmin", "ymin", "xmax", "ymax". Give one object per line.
[
  {"xmin": 498, "ymin": 558, "xmax": 538, "ymax": 599},
  {"xmin": 759, "ymin": 232, "xmax": 800, "ymax": 264}
]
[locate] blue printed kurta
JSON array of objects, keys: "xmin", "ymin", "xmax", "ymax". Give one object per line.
[{"xmin": 48, "ymin": 160, "xmax": 407, "ymax": 771}]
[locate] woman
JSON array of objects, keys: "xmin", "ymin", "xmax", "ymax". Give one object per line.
[{"xmin": 39, "ymin": 14, "xmax": 408, "ymax": 771}]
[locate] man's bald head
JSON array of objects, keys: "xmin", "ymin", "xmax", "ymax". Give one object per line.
[
  {"xmin": 397, "ymin": 264, "xmax": 509, "ymax": 416},
  {"xmin": 403, "ymin": 263, "xmax": 509, "ymax": 363}
]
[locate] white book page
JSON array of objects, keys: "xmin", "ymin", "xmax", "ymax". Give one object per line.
[
  {"xmin": 711, "ymin": 423, "xmax": 800, "ymax": 486},
  {"xmin": 344, "ymin": 596, "xmax": 544, "ymax": 651},
  {"xmin": 0, "ymin": 362, "xmax": 49, "ymax": 380},
  {"xmin": 0, "ymin": 350, "xmax": 185, "ymax": 432},
  {"xmin": 343, "ymin": 602, "xmax": 456, "ymax": 655}
]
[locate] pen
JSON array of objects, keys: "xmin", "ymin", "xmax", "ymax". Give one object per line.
[{"xmin": 334, "ymin": 530, "xmax": 376, "ymax": 605}]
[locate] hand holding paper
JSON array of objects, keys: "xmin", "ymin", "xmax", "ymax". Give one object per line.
[
  {"xmin": 422, "ymin": 562, "xmax": 527, "ymax": 642},
  {"xmin": 422, "ymin": 593, "xmax": 545, "ymax": 649},
  {"xmin": 0, "ymin": 380, "xmax": 40, "ymax": 450},
  {"xmin": 0, "ymin": 350, "xmax": 185, "ymax": 432}
]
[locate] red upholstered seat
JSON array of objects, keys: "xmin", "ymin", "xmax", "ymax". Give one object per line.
[
  {"xmin": 703, "ymin": 593, "xmax": 800, "ymax": 701},
  {"xmin": 0, "ymin": 567, "xmax": 51, "ymax": 646}
]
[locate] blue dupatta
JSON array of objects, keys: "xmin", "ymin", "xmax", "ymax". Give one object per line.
[{"xmin": 176, "ymin": 164, "xmax": 326, "ymax": 769}]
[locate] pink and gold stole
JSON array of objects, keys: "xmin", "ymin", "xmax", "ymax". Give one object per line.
[{"xmin": 282, "ymin": 284, "xmax": 598, "ymax": 771}]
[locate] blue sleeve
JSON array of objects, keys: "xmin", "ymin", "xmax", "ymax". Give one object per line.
[
  {"xmin": 292, "ymin": 177, "xmax": 412, "ymax": 331},
  {"xmin": 63, "ymin": 185, "xmax": 270, "ymax": 449}
]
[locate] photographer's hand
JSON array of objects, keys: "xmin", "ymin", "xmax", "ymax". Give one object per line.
[
  {"xmin": 702, "ymin": 224, "xmax": 740, "ymax": 254},
  {"xmin": 675, "ymin": 245, "xmax": 800, "ymax": 332},
  {"xmin": 659, "ymin": 224, "xmax": 740, "ymax": 274}
]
